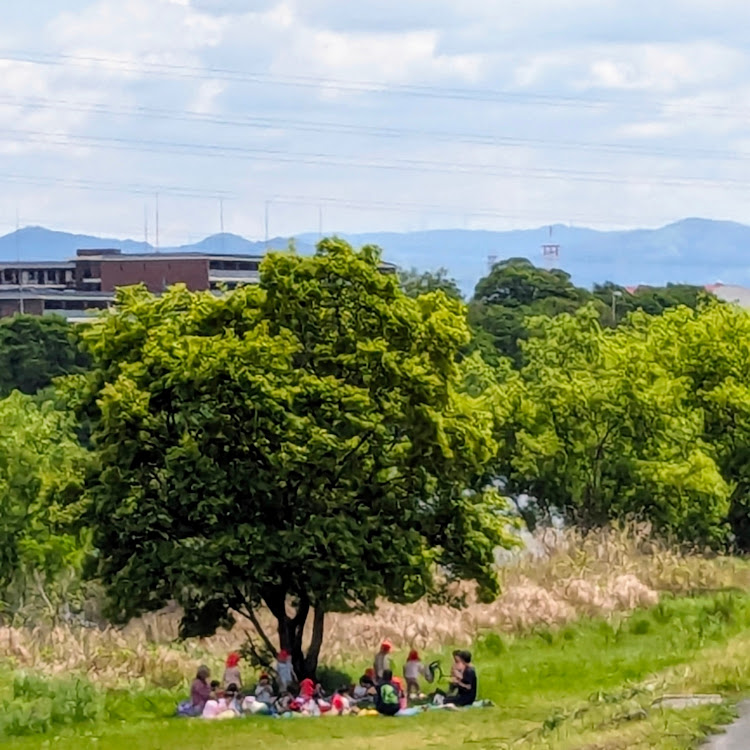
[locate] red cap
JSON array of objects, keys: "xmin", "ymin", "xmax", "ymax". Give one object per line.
[
  {"xmin": 278, "ymin": 649, "xmax": 290, "ymax": 661},
  {"xmin": 260, "ymin": 673, "xmax": 270, "ymax": 680},
  {"xmin": 381, "ymin": 640, "xmax": 393, "ymax": 653},
  {"xmin": 300, "ymin": 678, "xmax": 315, "ymax": 699},
  {"xmin": 226, "ymin": 652, "xmax": 240, "ymax": 668},
  {"xmin": 407, "ymin": 649, "xmax": 419, "ymax": 661}
]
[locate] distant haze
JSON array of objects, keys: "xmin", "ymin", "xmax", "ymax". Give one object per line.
[{"xmin": 2, "ymin": 217, "xmax": 747, "ymax": 295}]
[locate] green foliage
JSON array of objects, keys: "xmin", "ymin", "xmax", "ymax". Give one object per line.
[
  {"xmin": 0, "ymin": 672, "xmax": 103, "ymax": 737},
  {"xmin": 74, "ymin": 238, "xmax": 516, "ymax": 678},
  {"xmin": 593, "ymin": 281, "xmax": 710, "ymax": 325},
  {"xmin": 0, "ymin": 315, "xmax": 89, "ymax": 397},
  {"xmin": 398, "ymin": 267, "xmax": 463, "ymax": 301},
  {"xmin": 0, "ymin": 672, "xmax": 180, "ymax": 738},
  {"xmin": 621, "ymin": 301, "xmax": 750, "ymax": 550},
  {"xmin": 485, "ymin": 304, "xmax": 730, "ymax": 542},
  {"xmin": 468, "ymin": 258, "xmax": 600, "ymax": 365},
  {"xmin": 0, "ymin": 392, "xmax": 91, "ymax": 623},
  {"xmin": 468, "ymin": 259, "xmax": 711, "ymax": 366}
]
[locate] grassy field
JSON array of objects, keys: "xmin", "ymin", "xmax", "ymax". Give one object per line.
[{"xmin": 4, "ymin": 592, "xmax": 750, "ymax": 750}]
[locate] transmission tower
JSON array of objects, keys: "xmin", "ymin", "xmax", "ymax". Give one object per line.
[{"xmin": 541, "ymin": 225, "xmax": 560, "ymax": 268}]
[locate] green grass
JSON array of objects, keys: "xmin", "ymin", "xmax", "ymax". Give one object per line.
[{"xmin": 5, "ymin": 592, "xmax": 750, "ymax": 749}]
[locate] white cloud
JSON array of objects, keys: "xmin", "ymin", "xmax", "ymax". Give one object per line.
[{"xmin": 0, "ymin": 0, "xmax": 749, "ymax": 245}]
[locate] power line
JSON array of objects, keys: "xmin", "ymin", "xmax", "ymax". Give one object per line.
[
  {"xmin": 0, "ymin": 48, "xmax": 746, "ymax": 118},
  {"xmin": 0, "ymin": 171, "xmax": 234, "ymax": 199},
  {"xmin": 1, "ymin": 93, "xmax": 747, "ymax": 163},
  {"xmin": 3, "ymin": 127, "xmax": 748, "ymax": 192},
  {"xmin": 0, "ymin": 173, "xmax": 694, "ymax": 229}
]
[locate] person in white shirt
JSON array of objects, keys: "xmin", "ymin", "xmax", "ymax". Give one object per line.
[
  {"xmin": 275, "ymin": 649, "xmax": 297, "ymax": 693},
  {"xmin": 403, "ymin": 649, "xmax": 425, "ymax": 698}
]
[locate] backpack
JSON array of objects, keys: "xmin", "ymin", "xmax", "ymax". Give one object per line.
[
  {"xmin": 380, "ymin": 683, "xmax": 399, "ymax": 705},
  {"xmin": 424, "ymin": 661, "xmax": 443, "ymax": 684}
]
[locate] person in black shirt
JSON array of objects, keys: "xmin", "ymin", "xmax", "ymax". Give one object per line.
[
  {"xmin": 374, "ymin": 670, "xmax": 402, "ymax": 716},
  {"xmin": 445, "ymin": 650, "xmax": 477, "ymax": 707}
]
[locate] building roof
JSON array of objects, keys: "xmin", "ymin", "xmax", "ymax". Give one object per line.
[
  {"xmin": 0, "ymin": 288, "xmax": 114, "ymax": 301},
  {"xmin": 706, "ymin": 283, "xmax": 750, "ymax": 308},
  {"xmin": 0, "ymin": 261, "xmax": 74, "ymax": 269},
  {"xmin": 72, "ymin": 250, "xmax": 264, "ymax": 262}
]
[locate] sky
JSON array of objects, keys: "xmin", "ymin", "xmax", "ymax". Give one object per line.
[{"xmin": 0, "ymin": 0, "xmax": 749, "ymax": 245}]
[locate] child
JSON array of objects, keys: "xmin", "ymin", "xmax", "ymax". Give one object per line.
[
  {"xmin": 223, "ymin": 652, "xmax": 242, "ymax": 689},
  {"xmin": 293, "ymin": 678, "xmax": 320, "ymax": 716},
  {"xmin": 374, "ymin": 670, "xmax": 401, "ymax": 717},
  {"xmin": 275, "ymin": 649, "xmax": 297, "ymax": 693},
  {"xmin": 217, "ymin": 683, "xmax": 242, "ymax": 717},
  {"xmin": 374, "ymin": 640, "xmax": 393, "ymax": 681},
  {"xmin": 352, "ymin": 674, "xmax": 374, "ymax": 703},
  {"xmin": 392, "ymin": 676, "xmax": 408, "ymax": 711},
  {"xmin": 274, "ymin": 686, "xmax": 297, "ymax": 715},
  {"xmin": 403, "ymin": 649, "xmax": 424, "ymax": 698},
  {"xmin": 255, "ymin": 673, "xmax": 275, "ymax": 705},
  {"xmin": 331, "ymin": 686, "xmax": 354, "ymax": 715}
]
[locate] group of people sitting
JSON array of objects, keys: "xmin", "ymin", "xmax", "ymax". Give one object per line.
[
  {"xmin": 372, "ymin": 640, "xmax": 478, "ymax": 710},
  {"xmin": 178, "ymin": 641, "xmax": 479, "ymax": 720}
]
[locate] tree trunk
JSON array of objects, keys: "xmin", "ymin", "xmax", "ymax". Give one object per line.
[
  {"xmin": 303, "ymin": 607, "xmax": 325, "ymax": 679},
  {"xmin": 255, "ymin": 588, "xmax": 325, "ymax": 680}
]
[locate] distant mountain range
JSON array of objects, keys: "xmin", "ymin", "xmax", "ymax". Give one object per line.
[{"xmin": 2, "ymin": 218, "xmax": 749, "ymax": 295}]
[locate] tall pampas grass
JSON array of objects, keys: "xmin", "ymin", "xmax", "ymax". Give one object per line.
[{"xmin": 1, "ymin": 524, "xmax": 746, "ymax": 686}]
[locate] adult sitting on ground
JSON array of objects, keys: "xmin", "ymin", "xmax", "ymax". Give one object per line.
[
  {"xmin": 374, "ymin": 670, "xmax": 402, "ymax": 717},
  {"xmin": 445, "ymin": 650, "xmax": 477, "ymax": 707},
  {"xmin": 190, "ymin": 665, "xmax": 212, "ymax": 715}
]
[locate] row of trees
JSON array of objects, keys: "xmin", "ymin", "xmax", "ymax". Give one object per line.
[
  {"xmin": 0, "ymin": 241, "xmax": 742, "ymax": 678},
  {"xmin": 402, "ymin": 258, "xmax": 708, "ymax": 366}
]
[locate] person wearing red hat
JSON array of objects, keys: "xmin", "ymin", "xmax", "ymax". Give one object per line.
[
  {"xmin": 293, "ymin": 678, "xmax": 321, "ymax": 716},
  {"xmin": 403, "ymin": 649, "xmax": 424, "ymax": 699},
  {"xmin": 275, "ymin": 649, "xmax": 297, "ymax": 693},
  {"xmin": 223, "ymin": 652, "xmax": 242, "ymax": 690},
  {"xmin": 374, "ymin": 640, "xmax": 393, "ymax": 681}
]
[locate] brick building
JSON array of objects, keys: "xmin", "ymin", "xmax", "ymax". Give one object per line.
[{"xmin": 0, "ymin": 248, "xmax": 395, "ymax": 321}]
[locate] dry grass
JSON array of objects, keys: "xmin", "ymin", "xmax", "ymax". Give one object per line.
[{"xmin": 1, "ymin": 525, "xmax": 747, "ymax": 687}]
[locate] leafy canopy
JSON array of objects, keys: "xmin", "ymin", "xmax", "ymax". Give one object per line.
[
  {"xmin": 625, "ymin": 301, "xmax": 750, "ymax": 549},
  {"xmin": 486, "ymin": 304, "xmax": 730, "ymax": 544},
  {"xmin": 0, "ymin": 392, "xmax": 90, "ymax": 623},
  {"xmin": 75, "ymin": 238, "xmax": 516, "ymax": 676},
  {"xmin": 0, "ymin": 315, "xmax": 89, "ymax": 397}
]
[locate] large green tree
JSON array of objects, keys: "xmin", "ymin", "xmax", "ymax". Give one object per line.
[
  {"xmin": 468, "ymin": 258, "xmax": 599, "ymax": 365},
  {"xmin": 73, "ymin": 239, "xmax": 516, "ymax": 678},
  {"xmin": 623, "ymin": 301, "xmax": 750, "ymax": 549},
  {"xmin": 488, "ymin": 305, "xmax": 730, "ymax": 543},
  {"xmin": 0, "ymin": 392, "xmax": 90, "ymax": 623},
  {"xmin": 0, "ymin": 315, "xmax": 89, "ymax": 397}
]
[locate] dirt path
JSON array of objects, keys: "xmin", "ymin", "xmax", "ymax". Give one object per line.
[{"xmin": 704, "ymin": 702, "xmax": 750, "ymax": 749}]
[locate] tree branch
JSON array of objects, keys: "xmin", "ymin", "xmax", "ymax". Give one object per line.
[{"xmin": 234, "ymin": 586, "xmax": 277, "ymax": 657}]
